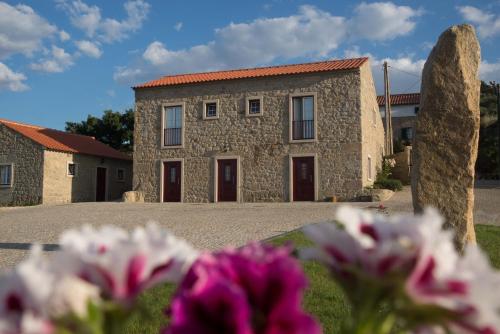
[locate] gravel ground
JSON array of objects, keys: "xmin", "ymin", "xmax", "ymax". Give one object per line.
[{"xmin": 1, "ymin": 184, "xmax": 499, "ymax": 269}]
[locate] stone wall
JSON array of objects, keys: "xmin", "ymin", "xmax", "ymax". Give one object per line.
[
  {"xmin": 43, "ymin": 150, "xmax": 132, "ymax": 204},
  {"xmin": 134, "ymin": 63, "xmax": 382, "ymax": 202},
  {"xmin": 0, "ymin": 124, "xmax": 44, "ymax": 206},
  {"xmin": 360, "ymin": 62, "xmax": 385, "ymax": 187}
]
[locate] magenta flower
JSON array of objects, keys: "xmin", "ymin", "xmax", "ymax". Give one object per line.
[
  {"xmin": 165, "ymin": 242, "xmax": 321, "ymax": 334},
  {"xmin": 59, "ymin": 224, "xmax": 199, "ymax": 304}
]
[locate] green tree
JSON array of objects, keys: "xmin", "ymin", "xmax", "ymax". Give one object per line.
[
  {"xmin": 65, "ymin": 109, "xmax": 134, "ymax": 152},
  {"xmin": 476, "ymin": 81, "xmax": 499, "ymax": 178}
]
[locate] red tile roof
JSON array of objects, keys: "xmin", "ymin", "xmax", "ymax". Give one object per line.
[
  {"xmin": 0, "ymin": 119, "xmax": 131, "ymax": 161},
  {"xmin": 134, "ymin": 57, "xmax": 369, "ymax": 89},
  {"xmin": 377, "ymin": 93, "xmax": 420, "ymax": 106}
]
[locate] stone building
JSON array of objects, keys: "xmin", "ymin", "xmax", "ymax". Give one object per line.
[
  {"xmin": 0, "ymin": 119, "xmax": 132, "ymax": 206},
  {"xmin": 133, "ymin": 57, "xmax": 384, "ymax": 203},
  {"xmin": 377, "ymin": 93, "xmax": 420, "ymax": 144}
]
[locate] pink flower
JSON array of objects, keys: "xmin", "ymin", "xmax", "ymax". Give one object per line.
[
  {"xmin": 165, "ymin": 242, "xmax": 321, "ymax": 334},
  {"xmin": 59, "ymin": 224, "xmax": 199, "ymax": 303}
]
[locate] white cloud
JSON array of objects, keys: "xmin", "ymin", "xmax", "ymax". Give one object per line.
[
  {"xmin": 59, "ymin": 30, "xmax": 71, "ymax": 41},
  {"xmin": 349, "ymin": 2, "xmax": 423, "ymax": 41},
  {"xmin": 0, "ymin": 2, "xmax": 58, "ymax": 59},
  {"xmin": 0, "ymin": 62, "xmax": 28, "ymax": 91},
  {"xmin": 75, "ymin": 40, "xmax": 102, "ymax": 58},
  {"xmin": 457, "ymin": 6, "xmax": 500, "ymax": 38},
  {"xmin": 115, "ymin": 3, "xmax": 422, "ymax": 84},
  {"xmin": 344, "ymin": 47, "xmax": 425, "ymax": 94},
  {"xmin": 30, "ymin": 45, "xmax": 74, "ymax": 73},
  {"xmin": 57, "ymin": 0, "xmax": 150, "ymax": 43},
  {"xmin": 174, "ymin": 22, "xmax": 183, "ymax": 31},
  {"xmin": 480, "ymin": 59, "xmax": 500, "ymax": 83}
]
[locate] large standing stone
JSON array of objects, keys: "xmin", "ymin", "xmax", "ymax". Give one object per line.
[{"xmin": 412, "ymin": 24, "xmax": 480, "ymax": 251}]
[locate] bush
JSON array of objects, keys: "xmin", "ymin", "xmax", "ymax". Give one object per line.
[{"xmin": 374, "ymin": 178, "xmax": 403, "ymax": 191}]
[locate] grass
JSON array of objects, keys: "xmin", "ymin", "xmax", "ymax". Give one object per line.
[{"xmin": 123, "ymin": 224, "xmax": 500, "ymax": 333}]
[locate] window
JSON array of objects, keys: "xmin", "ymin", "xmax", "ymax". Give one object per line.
[
  {"xmin": 203, "ymin": 100, "xmax": 219, "ymax": 119},
  {"xmin": 67, "ymin": 162, "xmax": 77, "ymax": 177},
  {"xmin": 414, "ymin": 106, "xmax": 419, "ymax": 114},
  {"xmin": 0, "ymin": 164, "xmax": 13, "ymax": 187},
  {"xmin": 401, "ymin": 127, "xmax": 414, "ymax": 141},
  {"xmin": 367, "ymin": 156, "xmax": 373, "ymax": 180},
  {"xmin": 245, "ymin": 96, "xmax": 263, "ymax": 116},
  {"xmin": 164, "ymin": 105, "xmax": 183, "ymax": 147},
  {"xmin": 291, "ymin": 95, "xmax": 315, "ymax": 141},
  {"xmin": 117, "ymin": 168, "xmax": 125, "ymax": 181}
]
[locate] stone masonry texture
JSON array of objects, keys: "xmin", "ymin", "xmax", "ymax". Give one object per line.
[
  {"xmin": 134, "ymin": 62, "xmax": 385, "ymax": 203},
  {"xmin": 412, "ymin": 24, "xmax": 480, "ymax": 251},
  {"xmin": 0, "ymin": 124, "xmax": 44, "ymax": 206}
]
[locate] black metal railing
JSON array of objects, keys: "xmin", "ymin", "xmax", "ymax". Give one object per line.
[
  {"xmin": 292, "ymin": 120, "xmax": 315, "ymax": 140},
  {"xmin": 164, "ymin": 128, "xmax": 182, "ymax": 146}
]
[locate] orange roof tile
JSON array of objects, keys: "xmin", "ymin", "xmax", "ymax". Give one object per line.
[
  {"xmin": 134, "ymin": 57, "xmax": 369, "ymax": 89},
  {"xmin": 377, "ymin": 93, "xmax": 420, "ymax": 106},
  {"xmin": 0, "ymin": 119, "xmax": 131, "ymax": 161}
]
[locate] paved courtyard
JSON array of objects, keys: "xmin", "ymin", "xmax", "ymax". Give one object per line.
[{"xmin": 0, "ymin": 184, "xmax": 499, "ymax": 269}]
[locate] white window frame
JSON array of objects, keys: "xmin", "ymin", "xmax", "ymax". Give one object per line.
[
  {"xmin": 213, "ymin": 156, "xmax": 241, "ymax": 203},
  {"xmin": 289, "ymin": 92, "xmax": 318, "ymax": 143},
  {"xmin": 161, "ymin": 102, "xmax": 186, "ymax": 149},
  {"xmin": 288, "ymin": 153, "xmax": 319, "ymax": 202},
  {"xmin": 367, "ymin": 155, "xmax": 373, "ymax": 181},
  {"xmin": 245, "ymin": 96, "xmax": 264, "ymax": 117},
  {"xmin": 116, "ymin": 168, "xmax": 125, "ymax": 182},
  {"xmin": 0, "ymin": 163, "xmax": 14, "ymax": 188},
  {"xmin": 202, "ymin": 99, "xmax": 219, "ymax": 120},
  {"xmin": 67, "ymin": 161, "xmax": 78, "ymax": 177},
  {"xmin": 160, "ymin": 158, "xmax": 185, "ymax": 203}
]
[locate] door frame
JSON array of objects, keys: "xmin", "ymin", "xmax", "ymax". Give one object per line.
[
  {"xmin": 288, "ymin": 153, "xmax": 319, "ymax": 202},
  {"xmin": 213, "ymin": 156, "xmax": 241, "ymax": 203},
  {"xmin": 160, "ymin": 158, "xmax": 184, "ymax": 203},
  {"xmin": 95, "ymin": 166, "xmax": 108, "ymax": 202}
]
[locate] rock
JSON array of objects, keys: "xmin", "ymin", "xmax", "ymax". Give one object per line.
[
  {"xmin": 412, "ymin": 24, "xmax": 480, "ymax": 251},
  {"xmin": 359, "ymin": 189, "xmax": 394, "ymax": 202},
  {"xmin": 122, "ymin": 191, "xmax": 145, "ymax": 203}
]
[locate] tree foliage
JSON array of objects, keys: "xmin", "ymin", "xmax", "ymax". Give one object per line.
[
  {"xmin": 477, "ymin": 81, "xmax": 499, "ymax": 178},
  {"xmin": 65, "ymin": 109, "xmax": 134, "ymax": 152}
]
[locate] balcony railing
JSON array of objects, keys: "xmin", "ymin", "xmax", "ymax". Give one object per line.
[
  {"xmin": 292, "ymin": 120, "xmax": 315, "ymax": 140},
  {"xmin": 164, "ymin": 128, "xmax": 182, "ymax": 146}
]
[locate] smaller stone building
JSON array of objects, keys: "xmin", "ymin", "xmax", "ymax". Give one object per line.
[
  {"xmin": 378, "ymin": 93, "xmax": 420, "ymax": 144},
  {"xmin": 0, "ymin": 119, "xmax": 132, "ymax": 206}
]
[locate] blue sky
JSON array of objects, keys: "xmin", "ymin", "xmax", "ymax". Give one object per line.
[{"xmin": 0, "ymin": 0, "xmax": 499, "ymax": 130}]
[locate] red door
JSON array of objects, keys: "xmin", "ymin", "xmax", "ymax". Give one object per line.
[
  {"xmin": 163, "ymin": 161, "xmax": 182, "ymax": 202},
  {"xmin": 293, "ymin": 157, "xmax": 315, "ymax": 201},
  {"xmin": 96, "ymin": 167, "xmax": 107, "ymax": 202},
  {"xmin": 218, "ymin": 159, "xmax": 237, "ymax": 202}
]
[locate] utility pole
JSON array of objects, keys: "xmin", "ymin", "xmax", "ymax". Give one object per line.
[{"xmin": 383, "ymin": 61, "xmax": 393, "ymax": 155}]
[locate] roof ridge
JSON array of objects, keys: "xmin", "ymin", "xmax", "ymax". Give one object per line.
[
  {"xmin": 0, "ymin": 118, "xmax": 96, "ymax": 140},
  {"xmin": 134, "ymin": 57, "xmax": 369, "ymax": 89},
  {"xmin": 155, "ymin": 57, "xmax": 369, "ymax": 80}
]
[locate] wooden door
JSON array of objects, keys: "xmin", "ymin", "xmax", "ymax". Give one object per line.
[
  {"xmin": 163, "ymin": 161, "xmax": 181, "ymax": 202},
  {"xmin": 96, "ymin": 167, "xmax": 107, "ymax": 202},
  {"xmin": 293, "ymin": 157, "xmax": 315, "ymax": 201},
  {"xmin": 218, "ymin": 159, "xmax": 237, "ymax": 202}
]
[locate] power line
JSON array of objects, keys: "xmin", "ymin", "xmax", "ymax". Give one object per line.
[
  {"xmin": 387, "ymin": 65, "xmax": 421, "ymax": 78},
  {"xmin": 402, "ymin": 78, "xmax": 422, "ymax": 93}
]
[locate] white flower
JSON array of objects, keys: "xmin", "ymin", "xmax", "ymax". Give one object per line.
[
  {"xmin": 59, "ymin": 223, "xmax": 199, "ymax": 302},
  {"xmin": 0, "ymin": 246, "xmax": 99, "ymax": 334}
]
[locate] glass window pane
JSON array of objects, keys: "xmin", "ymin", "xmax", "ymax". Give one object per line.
[
  {"xmin": 224, "ymin": 165, "xmax": 231, "ymax": 182},
  {"xmin": 206, "ymin": 103, "xmax": 217, "ymax": 117},
  {"xmin": 166, "ymin": 106, "xmax": 182, "ymax": 129},
  {"xmin": 249, "ymin": 99, "xmax": 260, "ymax": 114},
  {"xmin": 1, "ymin": 165, "xmax": 11, "ymax": 185},
  {"xmin": 303, "ymin": 96, "xmax": 314, "ymax": 120},
  {"xmin": 170, "ymin": 167, "xmax": 176, "ymax": 183},
  {"xmin": 293, "ymin": 97, "xmax": 302, "ymax": 121}
]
